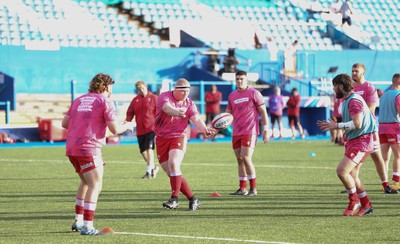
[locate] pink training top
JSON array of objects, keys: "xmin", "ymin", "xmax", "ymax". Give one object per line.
[
  {"xmin": 65, "ymin": 93, "xmax": 117, "ymax": 156},
  {"xmin": 348, "ymin": 99, "xmax": 363, "ymax": 116},
  {"xmin": 227, "ymin": 87, "xmax": 265, "ymax": 136},
  {"xmin": 154, "ymin": 91, "xmax": 197, "ymax": 138},
  {"xmin": 353, "ymin": 81, "xmax": 379, "ymax": 106},
  {"xmin": 379, "ymin": 123, "xmax": 400, "ymax": 134},
  {"xmin": 333, "ymin": 97, "xmax": 343, "ymax": 118},
  {"xmin": 379, "ymin": 95, "xmax": 400, "ymax": 134}
]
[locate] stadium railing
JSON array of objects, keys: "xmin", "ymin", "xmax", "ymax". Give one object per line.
[
  {"xmin": 70, "ymin": 79, "xmax": 237, "ymax": 115},
  {"xmin": 0, "ymin": 101, "xmax": 10, "ymax": 124}
]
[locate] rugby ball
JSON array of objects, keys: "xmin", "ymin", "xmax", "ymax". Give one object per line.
[{"xmin": 211, "ymin": 113, "xmax": 233, "ymax": 130}]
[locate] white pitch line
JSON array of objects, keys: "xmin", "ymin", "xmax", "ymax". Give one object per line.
[
  {"xmin": 0, "ymin": 158, "xmax": 66, "ymax": 163},
  {"xmin": 0, "ymin": 158, "xmax": 336, "ymax": 170},
  {"xmin": 0, "ymin": 158, "xmax": 375, "ymax": 171},
  {"xmin": 114, "ymin": 231, "xmax": 292, "ymax": 244},
  {"xmin": 196, "ymin": 163, "xmax": 337, "ymax": 170}
]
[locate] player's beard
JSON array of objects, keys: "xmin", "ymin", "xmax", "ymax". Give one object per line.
[
  {"xmin": 335, "ymin": 90, "xmax": 344, "ymax": 99},
  {"xmin": 352, "ymin": 74, "xmax": 361, "ymax": 83}
]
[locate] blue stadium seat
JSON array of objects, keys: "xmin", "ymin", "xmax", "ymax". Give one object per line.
[{"xmin": 1, "ymin": 0, "xmax": 398, "ymax": 51}]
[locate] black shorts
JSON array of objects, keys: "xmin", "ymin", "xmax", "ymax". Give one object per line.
[
  {"xmin": 288, "ymin": 115, "xmax": 300, "ymax": 126},
  {"xmin": 342, "ymin": 17, "xmax": 352, "ymax": 26},
  {"xmin": 270, "ymin": 113, "xmax": 282, "ymax": 124},
  {"xmin": 137, "ymin": 131, "xmax": 155, "ymax": 153}
]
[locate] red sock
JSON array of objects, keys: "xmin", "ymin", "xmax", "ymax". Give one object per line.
[
  {"xmin": 84, "ymin": 210, "xmax": 95, "ymax": 221},
  {"xmin": 249, "ymin": 178, "xmax": 256, "ymax": 189},
  {"xmin": 170, "ymin": 175, "xmax": 183, "ymax": 198},
  {"xmin": 382, "ymin": 181, "xmax": 389, "ymax": 188},
  {"xmin": 359, "ymin": 195, "xmax": 371, "ymax": 207},
  {"xmin": 83, "ymin": 202, "xmax": 97, "ymax": 222},
  {"xmin": 180, "ymin": 177, "xmax": 194, "ymax": 199},
  {"xmin": 75, "ymin": 205, "xmax": 84, "ymax": 215},
  {"xmin": 348, "ymin": 193, "xmax": 359, "ymax": 202},
  {"xmin": 75, "ymin": 198, "xmax": 84, "ymax": 214},
  {"xmin": 239, "ymin": 180, "xmax": 247, "ymax": 190},
  {"xmin": 392, "ymin": 175, "xmax": 400, "ymax": 182}
]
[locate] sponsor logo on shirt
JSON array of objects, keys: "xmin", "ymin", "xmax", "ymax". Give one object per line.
[
  {"xmin": 234, "ymin": 97, "xmax": 249, "ymax": 104},
  {"xmin": 355, "ymin": 90, "xmax": 364, "ymax": 95},
  {"xmin": 81, "ymin": 162, "xmax": 94, "ymax": 170},
  {"xmin": 77, "ymin": 97, "xmax": 96, "ymax": 112}
]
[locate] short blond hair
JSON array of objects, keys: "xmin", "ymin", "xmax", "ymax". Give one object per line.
[
  {"xmin": 135, "ymin": 80, "xmax": 147, "ymax": 88},
  {"xmin": 175, "ymin": 78, "xmax": 189, "ymax": 87},
  {"xmin": 352, "ymin": 63, "xmax": 366, "ymax": 72}
]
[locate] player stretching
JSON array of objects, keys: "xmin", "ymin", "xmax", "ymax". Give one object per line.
[
  {"xmin": 154, "ymin": 78, "xmax": 217, "ymax": 210},
  {"xmin": 227, "ymin": 70, "xmax": 269, "ymax": 196},
  {"xmin": 317, "ymin": 73, "xmax": 374, "ymax": 216},
  {"xmin": 62, "ymin": 73, "xmax": 133, "ymax": 235}
]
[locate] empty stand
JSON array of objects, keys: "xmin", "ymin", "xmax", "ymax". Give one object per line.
[
  {"xmin": 0, "ymin": 0, "xmax": 398, "ymax": 51},
  {"xmin": 0, "ymin": 0, "xmax": 164, "ymax": 49},
  {"xmin": 293, "ymin": 0, "xmax": 400, "ymax": 51},
  {"xmin": 125, "ymin": 0, "xmax": 338, "ymax": 51}
]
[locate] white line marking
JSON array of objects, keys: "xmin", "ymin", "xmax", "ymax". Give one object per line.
[
  {"xmin": 0, "ymin": 158, "xmax": 336, "ymax": 170},
  {"xmin": 114, "ymin": 231, "xmax": 292, "ymax": 243},
  {"xmin": 0, "ymin": 158, "xmax": 376, "ymax": 171}
]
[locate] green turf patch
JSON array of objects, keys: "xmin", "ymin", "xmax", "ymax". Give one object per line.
[{"xmin": 0, "ymin": 141, "xmax": 397, "ymax": 243}]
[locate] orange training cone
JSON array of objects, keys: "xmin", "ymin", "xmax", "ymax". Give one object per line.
[{"xmin": 100, "ymin": 227, "xmax": 115, "ymax": 235}]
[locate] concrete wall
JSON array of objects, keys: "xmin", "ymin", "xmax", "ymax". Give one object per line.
[{"xmin": 0, "ymin": 46, "xmax": 399, "ymax": 94}]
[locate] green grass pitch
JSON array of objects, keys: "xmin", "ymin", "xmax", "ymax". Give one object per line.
[{"xmin": 0, "ymin": 140, "xmax": 399, "ymax": 243}]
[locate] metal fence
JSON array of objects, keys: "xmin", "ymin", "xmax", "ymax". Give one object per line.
[{"xmin": 0, "ymin": 101, "xmax": 10, "ymax": 124}]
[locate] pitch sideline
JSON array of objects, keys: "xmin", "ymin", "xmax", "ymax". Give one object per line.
[
  {"xmin": 0, "ymin": 158, "xmax": 336, "ymax": 170},
  {"xmin": 0, "ymin": 158, "xmax": 379, "ymax": 172},
  {"xmin": 114, "ymin": 231, "xmax": 294, "ymax": 243}
]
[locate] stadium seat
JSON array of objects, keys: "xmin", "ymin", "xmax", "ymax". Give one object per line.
[{"xmin": 0, "ymin": 0, "xmax": 398, "ymax": 51}]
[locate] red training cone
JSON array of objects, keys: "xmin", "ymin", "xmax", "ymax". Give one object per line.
[{"xmin": 100, "ymin": 227, "xmax": 115, "ymax": 235}]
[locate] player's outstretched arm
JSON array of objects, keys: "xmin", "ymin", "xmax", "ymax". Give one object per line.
[
  {"xmin": 316, "ymin": 119, "xmax": 335, "ymax": 131},
  {"xmin": 107, "ymin": 121, "xmax": 134, "ymax": 135},
  {"xmin": 317, "ymin": 112, "xmax": 362, "ymax": 132},
  {"xmin": 190, "ymin": 114, "xmax": 217, "ymax": 137}
]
